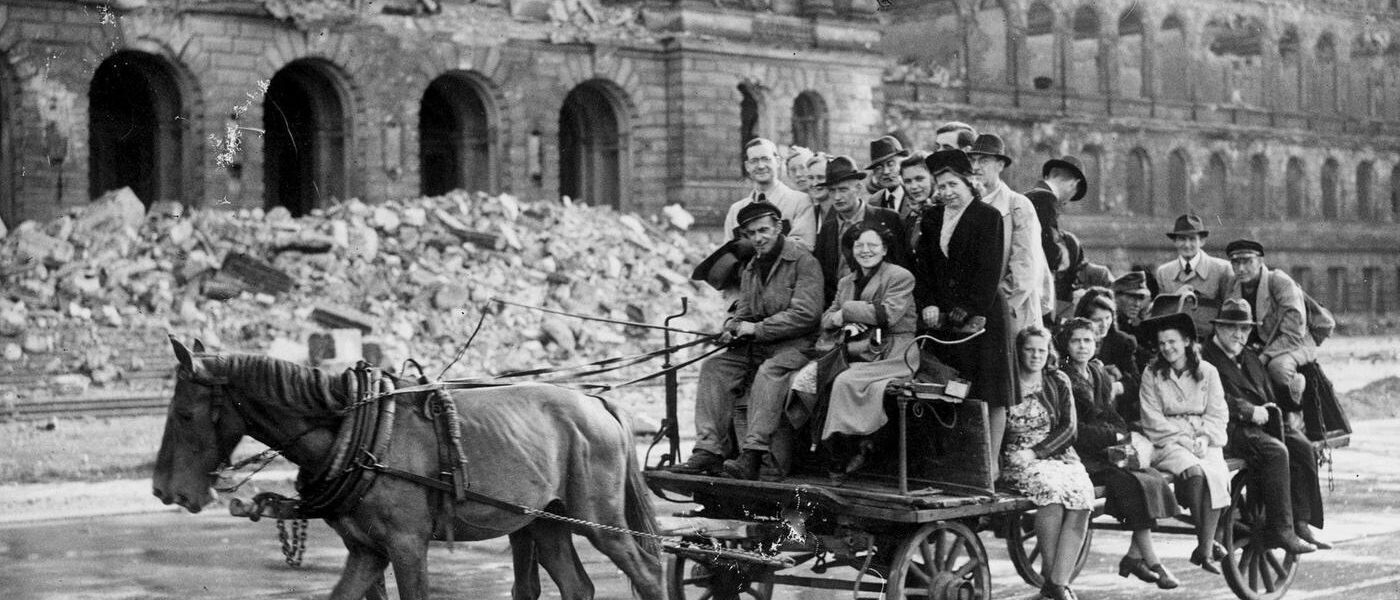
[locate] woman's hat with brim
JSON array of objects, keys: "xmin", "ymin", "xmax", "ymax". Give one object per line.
[
  {"xmin": 1041, "ymin": 156, "xmax": 1088, "ymax": 202},
  {"xmin": 864, "ymin": 135, "xmax": 910, "ymax": 170},
  {"xmin": 815, "ymin": 155, "xmax": 868, "ymax": 187},
  {"xmin": 691, "ymin": 238, "xmax": 757, "ymax": 291},
  {"xmin": 1211, "ymin": 298, "xmax": 1261, "ymax": 327},
  {"xmin": 925, "ymin": 149, "xmax": 975, "ymax": 178},
  {"xmin": 966, "ymin": 133, "xmax": 1014, "ymax": 167},
  {"xmin": 1138, "ymin": 311, "xmax": 1197, "ymax": 344}
]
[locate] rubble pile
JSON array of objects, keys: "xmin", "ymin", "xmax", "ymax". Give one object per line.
[{"xmin": 0, "ymin": 187, "xmax": 726, "ymax": 393}]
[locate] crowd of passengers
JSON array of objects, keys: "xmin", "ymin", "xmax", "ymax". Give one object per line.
[{"xmin": 668, "ymin": 124, "xmax": 1333, "ymax": 600}]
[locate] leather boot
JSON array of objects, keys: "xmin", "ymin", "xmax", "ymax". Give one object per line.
[
  {"xmin": 1295, "ymin": 524, "xmax": 1333, "ymax": 550},
  {"xmin": 1261, "ymin": 529, "xmax": 1316, "ymax": 555},
  {"xmin": 666, "ymin": 449, "xmax": 725, "ymax": 475},
  {"xmin": 722, "ymin": 450, "xmax": 764, "ymax": 480}
]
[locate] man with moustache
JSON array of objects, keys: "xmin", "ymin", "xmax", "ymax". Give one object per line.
[
  {"xmin": 812, "ymin": 156, "xmax": 907, "ymax": 305},
  {"xmin": 723, "ymin": 137, "xmax": 816, "ymax": 251},
  {"xmin": 669, "ymin": 202, "xmax": 823, "ymax": 478},
  {"xmin": 865, "ymin": 135, "xmax": 913, "ymax": 218},
  {"xmin": 968, "ymin": 133, "xmax": 1053, "ymax": 332},
  {"xmin": 1201, "ymin": 298, "xmax": 1326, "ymax": 553}
]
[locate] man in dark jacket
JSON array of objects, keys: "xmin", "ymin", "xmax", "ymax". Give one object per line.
[
  {"xmin": 1024, "ymin": 156, "xmax": 1087, "ymax": 292},
  {"xmin": 1202, "ymin": 298, "xmax": 1327, "ymax": 553},
  {"xmin": 812, "ymin": 156, "xmax": 906, "ymax": 306},
  {"xmin": 668, "ymin": 202, "xmax": 823, "ymax": 480}
]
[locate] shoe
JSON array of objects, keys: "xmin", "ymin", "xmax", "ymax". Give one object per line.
[
  {"xmin": 1190, "ymin": 545, "xmax": 1223, "ymax": 574},
  {"xmin": 844, "ymin": 439, "xmax": 876, "ymax": 475},
  {"xmin": 1295, "ymin": 524, "xmax": 1333, "ymax": 550},
  {"xmin": 1150, "ymin": 563, "xmax": 1179, "ymax": 589},
  {"xmin": 1039, "ymin": 582, "xmax": 1077, "ymax": 600},
  {"xmin": 1261, "ymin": 529, "xmax": 1317, "ymax": 555},
  {"xmin": 721, "ymin": 450, "xmax": 764, "ymax": 481},
  {"xmin": 666, "ymin": 449, "xmax": 725, "ymax": 475},
  {"xmin": 1118, "ymin": 555, "xmax": 1160, "ymax": 583}
]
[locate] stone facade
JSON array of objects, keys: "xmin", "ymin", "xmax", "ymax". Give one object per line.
[{"xmin": 0, "ymin": 0, "xmax": 1396, "ymax": 314}]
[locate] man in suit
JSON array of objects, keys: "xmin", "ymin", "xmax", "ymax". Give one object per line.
[
  {"xmin": 1202, "ymin": 298, "xmax": 1328, "ymax": 553},
  {"xmin": 812, "ymin": 156, "xmax": 907, "ymax": 305},
  {"xmin": 722, "ymin": 138, "xmax": 816, "ymax": 251},
  {"xmin": 1223, "ymin": 239, "xmax": 1317, "ymax": 409},
  {"xmin": 865, "ymin": 135, "xmax": 912, "ymax": 218},
  {"xmin": 1154, "ymin": 214, "xmax": 1232, "ymax": 301},
  {"xmin": 970, "ymin": 133, "xmax": 1054, "ymax": 332},
  {"xmin": 1024, "ymin": 155, "xmax": 1088, "ymax": 307},
  {"xmin": 669, "ymin": 202, "xmax": 823, "ymax": 479}
]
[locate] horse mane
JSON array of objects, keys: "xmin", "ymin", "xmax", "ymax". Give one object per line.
[{"xmin": 207, "ymin": 354, "xmax": 349, "ymax": 418}]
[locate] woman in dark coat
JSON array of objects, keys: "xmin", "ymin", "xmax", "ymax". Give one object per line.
[
  {"xmin": 1059, "ymin": 318, "xmax": 1179, "ymax": 589},
  {"xmin": 1075, "ymin": 289, "xmax": 1143, "ymax": 425},
  {"xmin": 914, "ymin": 149, "xmax": 1015, "ymax": 466}
]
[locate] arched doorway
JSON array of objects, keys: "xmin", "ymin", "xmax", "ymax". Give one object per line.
[
  {"xmin": 264, "ymin": 60, "xmax": 349, "ymax": 217},
  {"xmin": 419, "ymin": 72, "xmax": 494, "ymax": 196},
  {"xmin": 791, "ymin": 91, "xmax": 827, "ymax": 150},
  {"xmin": 89, "ymin": 50, "xmax": 186, "ymax": 207},
  {"xmin": 559, "ymin": 82, "xmax": 623, "ymax": 209}
]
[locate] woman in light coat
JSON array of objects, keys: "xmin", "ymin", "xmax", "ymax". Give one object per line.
[{"xmin": 1138, "ymin": 312, "xmax": 1231, "ymax": 575}]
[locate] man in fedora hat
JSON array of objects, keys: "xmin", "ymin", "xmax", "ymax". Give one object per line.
[
  {"xmin": 812, "ymin": 155, "xmax": 907, "ymax": 305},
  {"xmin": 723, "ymin": 138, "xmax": 816, "ymax": 251},
  {"xmin": 1223, "ymin": 239, "xmax": 1316, "ymax": 409},
  {"xmin": 1024, "ymin": 155, "xmax": 1087, "ymax": 304},
  {"xmin": 1154, "ymin": 214, "xmax": 1232, "ymax": 301},
  {"xmin": 970, "ymin": 132, "xmax": 1054, "ymax": 331},
  {"xmin": 670, "ymin": 201, "xmax": 823, "ymax": 479},
  {"xmin": 865, "ymin": 135, "xmax": 912, "ymax": 218},
  {"xmin": 1201, "ymin": 298, "xmax": 1326, "ymax": 553}
]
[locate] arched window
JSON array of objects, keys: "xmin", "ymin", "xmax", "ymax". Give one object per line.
[
  {"xmin": 419, "ymin": 72, "xmax": 494, "ymax": 197},
  {"xmin": 970, "ymin": 0, "xmax": 1012, "ymax": 87},
  {"xmin": 264, "ymin": 59, "xmax": 350, "ymax": 217},
  {"xmin": 1320, "ymin": 158, "xmax": 1340, "ymax": 219},
  {"xmin": 1356, "ymin": 161, "xmax": 1374, "ymax": 220},
  {"xmin": 1158, "ymin": 15, "xmax": 1190, "ymax": 101},
  {"xmin": 1388, "ymin": 43, "xmax": 1400, "ymax": 121},
  {"xmin": 1204, "ymin": 16, "xmax": 1264, "ymax": 105},
  {"xmin": 89, "ymin": 50, "xmax": 189, "ymax": 207},
  {"xmin": 1080, "ymin": 144, "xmax": 1103, "ymax": 210},
  {"xmin": 1392, "ymin": 164, "xmax": 1400, "ymax": 222},
  {"xmin": 1116, "ymin": 8, "xmax": 1146, "ymax": 99},
  {"xmin": 1202, "ymin": 152, "xmax": 1228, "ymax": 218},
  {"xmin": 791, "ymin": 91, "xmax": 828, "ymax": 151},
  {"xmin": 1250, "ymin": 154, "xmax": 1269, "ymax": 218},
  {"xmin": 1352, "ymin": 34, "xmax": 1384, "ymax": 118},
  {"xmin": 1025, "ymin": 2, "xmax": 1057, "ymax": 91},
  {"xmin": 1126, "ymin": 147, "xmax": 1152, "ymax": 215},
  {"xmin": 1278, "ymin": 27, "xmax": 1303, "ymax": 112},
  {"xmin": 560, "ymin": 82, "xmax": 624, "ymax": 209},
  {"xmin": 1285, "ymin": 157, "xmax": 1306, "ymax": 218},
  {"xmin": 1070, "ymin": 6, "xmax": 1101, "ymax": 96},
  {"xmin": 1168, "ymin": 149, "xmax": 1190, "ymax": 214},
  {"xmin": 738, "ymin": 82, "xmax": 761, "ymax": 175},
  {"xmin": 1314, "ymin": 34, "xmax": 1339, "ymax": 113}
]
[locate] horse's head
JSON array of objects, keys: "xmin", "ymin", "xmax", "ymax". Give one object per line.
[{"xmin": 152, "ymin": 337, "xmax": 246, "ymax": 513}]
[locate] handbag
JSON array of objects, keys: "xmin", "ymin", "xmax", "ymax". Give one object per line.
[
  {"xmin": 843, "ymin": 324, "xmax": 888, "ymax": 363},
  {"xmin": 1303, "ymin": 292, "xmax": 1335, "ymax": 346}
]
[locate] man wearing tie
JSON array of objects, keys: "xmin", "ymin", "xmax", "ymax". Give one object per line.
[
  {"xmin": 865, "ymin": 135, "xmax": 912, "ymax": 219},
  {"xmin": 723, "ymin": 138, "xmax": 816, "ymax": 251},
  {"xmin": 1153, "ymin": 214, "xmax": 1232, "ymax": 301}
]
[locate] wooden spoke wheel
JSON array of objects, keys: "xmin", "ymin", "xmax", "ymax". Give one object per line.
[
  {"xmin": 1005, "ymin": 510, "xmax": 1093, "ymax": 588},
  {"xmin": 886, "ymin": 520, "xmax": 991, "ymax": 600},
  {"xmin": 1221, "ymin": 474, "xmax": 1300, "ymax": 600},
  {"xmin": 666, "ymin": 541, "xmax": 774, "ymax": 600}
]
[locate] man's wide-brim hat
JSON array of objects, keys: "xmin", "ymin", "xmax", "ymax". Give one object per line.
[
  {"xmin": 816, "ymin": 155, "xmax": 867, "ymax": 187},
  {"xmin": 1212, "ymin": 298, "xmax": 1261, "ymax": 327},
  {"xmin": 1167, "ymin": 214, "xmax": 1210, "ymax": 239},
  {"xmin": 691, "ymin": 238, "xmax": 756, "ymax": 291},
  {"xmin": 1139, "ymin": 311, "xmax": 1197, "ymax": 344},
  {"xmin": 1041, "ymin": 155, "xmax": 1088, "ymax": 202},
  {"xmin": 925, "ymin": 149, "xmax": 975, "ymax": 178},
  {"xmin": 865, "ymin": 135, "xmax": 910, "ymax": 170},
  {"xmin": 967, "ymin": 133, "xmax": 1013, "ymax": 167}
]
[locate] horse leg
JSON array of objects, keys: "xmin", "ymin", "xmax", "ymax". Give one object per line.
[
  {"xmin": 382, "ymin": 534, "xmax": 431, "ymax": 600},
  {"xmin": 529, "ymin": 520, "xmax": 595, "ymax": 600},
  {"xmin": 509, "ymin": 528, "xmax": 543, "ymax": 600},
  {"xmin": 582, "ymin": 529, "xmax": 665, "ymax": 600},
  {"xmin": 327, "ymin": 544, "xmax": 390, "ymax": 600}
]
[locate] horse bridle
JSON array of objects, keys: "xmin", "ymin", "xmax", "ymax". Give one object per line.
[{"xmin": 177, "ymin": 365, "xmax": 318, "ymax": 460}]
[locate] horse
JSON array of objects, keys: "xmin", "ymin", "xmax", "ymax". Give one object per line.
[{"xmin": 152, "ymin": 337, "xmax": 664, "ymax": 600}]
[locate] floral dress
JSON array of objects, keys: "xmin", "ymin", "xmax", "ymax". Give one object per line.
[{"xmin": 1000, "ymin": 371, "xmax": 1096, "ymax": 510}]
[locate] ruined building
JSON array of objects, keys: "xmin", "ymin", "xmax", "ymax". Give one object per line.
[{"xmin": 0, "ymin": 0, "xmax": 1396, "ymax": 315}]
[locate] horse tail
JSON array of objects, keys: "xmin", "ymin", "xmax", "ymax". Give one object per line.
[{"xmin": 597, "ymin": 397, "xmax": 662, "ymax": 566}]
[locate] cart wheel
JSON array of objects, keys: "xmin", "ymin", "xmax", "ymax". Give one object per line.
[
  {"xmin": 886, "ymin": 520, "xmax": 991, "ymax": 600},
  {"xmin": 1005, "ymin": 510, "xmax": 1093, "ymax": 588},
  {"xmin": 666, "ymin": 542, "xmax": 774, "ymax": 600},
  {"xmin": 1220, "ymin": 474, "xmax": 1299, "ymax": 600}
]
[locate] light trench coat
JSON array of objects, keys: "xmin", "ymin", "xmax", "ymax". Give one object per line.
[
  {"xmin": 1139, "ymin": 359, "xmax": 1232, "ymax": 508},
  {"xmin": 820, "ymin": 262, "xmax": 919, "ymax": 439}
]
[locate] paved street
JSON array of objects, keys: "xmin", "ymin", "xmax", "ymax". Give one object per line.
[{"xmin": 3, "ymin": 420, "xmax": 1400, "ymax": 599}]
